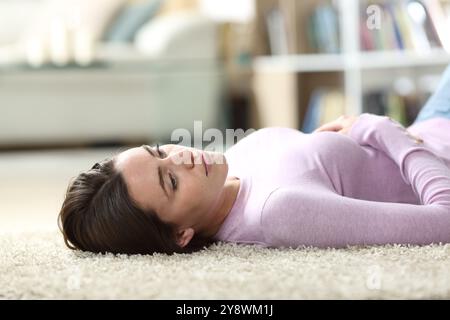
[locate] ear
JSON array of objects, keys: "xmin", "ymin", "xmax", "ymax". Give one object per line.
[{"xmin": 175, "ymin": 228, "xmax": 195, "ymax": 248}]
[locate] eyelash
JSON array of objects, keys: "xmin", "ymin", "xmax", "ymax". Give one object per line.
[
  {"xmin": 156, "ymin": 144, "xmax": 177, "ymax": 191},
  {"xmin": 169, "ymin": 172, "xmax": 178, "ymax": 191},
  {"xmin": 156, "ymin": 143, "xmax": 166, "ymax": 158}
]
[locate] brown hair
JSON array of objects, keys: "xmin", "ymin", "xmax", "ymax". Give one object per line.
[{"xmin": 58, "ymin": 157, "xmax": 218, "ymax": 255}]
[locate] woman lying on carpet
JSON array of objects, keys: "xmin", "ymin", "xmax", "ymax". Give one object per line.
[{"xmin": 58, "ymin": 65, "xmax": 450, "ymax": 255}]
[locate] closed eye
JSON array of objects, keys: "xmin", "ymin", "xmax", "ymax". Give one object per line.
[
  {"xmin": 153, "ymin": 144, "xmax": 177, "ymax": 192},
  {"xmin": 169, "ymin": 172, "xmax": 178, "ymax": 191},
  {"xmin": 142, "ymin": 144, "xmax": 168, "ymax": 198}
]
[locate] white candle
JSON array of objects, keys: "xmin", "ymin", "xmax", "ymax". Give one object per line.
[
  {"xmin": 25, "ymin": 36, "xmax": 47, "ymax": 68},
  {"xmin": 49, "ymin": 17, "xmax": 71, "ymax": 66},
  {"xmin": 73, "ymin": 28, "xmax": 95, "ymax": 66}
]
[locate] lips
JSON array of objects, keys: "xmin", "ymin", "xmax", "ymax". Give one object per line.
[{"xmin": 201, "ymin": 154, "xmax": 209, "ymax": 176}]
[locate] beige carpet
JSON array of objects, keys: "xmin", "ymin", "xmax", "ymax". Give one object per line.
[{"xmin": 1, "ymin": 229, "xmax": 450, "ymax": 299}]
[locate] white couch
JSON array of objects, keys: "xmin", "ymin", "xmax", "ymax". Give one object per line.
[{"xmin": 0, "ymin": 3, "xmax": 223, "ymax": 146}]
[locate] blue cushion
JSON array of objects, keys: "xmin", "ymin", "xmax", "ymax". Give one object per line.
[{"xmin": 104, "ymin": 0, "xmax": 163, "ymax": 42}]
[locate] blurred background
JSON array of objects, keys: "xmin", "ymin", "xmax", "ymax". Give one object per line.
[{"xmin": 1, "ymin": 0, "xmax": 450, "ymax": 232}]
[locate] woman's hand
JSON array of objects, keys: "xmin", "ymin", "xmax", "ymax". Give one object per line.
[
  {"xmin": 313, "ymin": 115, "xmax": 359, "ymax": 135},
  {"xmin": 313, "ymin": 114, "xmax": 424, "ymax": 144}
]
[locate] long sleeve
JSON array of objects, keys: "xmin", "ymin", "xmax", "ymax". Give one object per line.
[
  {"xmin": 260, "ymin": 114, "xmax": 450, "ymax": 248},
  {"xmin": 348, "ymin": 113, "xmax": 450, "ymax": 207}
]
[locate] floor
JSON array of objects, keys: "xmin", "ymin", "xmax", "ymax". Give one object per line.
[
  {"xmin": 0, "ymin": 148, "xmax": 117, "ymax": 232},
  {"xmin": 2, "ymin": 229, "xmax": 450, "ymax": 299}
]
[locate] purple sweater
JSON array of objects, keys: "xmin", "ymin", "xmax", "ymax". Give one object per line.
[{"xmin": 213, "ymin": 113, "xmax": 450, "ymax": 248}]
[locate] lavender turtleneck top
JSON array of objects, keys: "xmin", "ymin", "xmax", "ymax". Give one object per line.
[{"xmin": 213, "ymin": 113, "xmax": 450, "ymax": 248}]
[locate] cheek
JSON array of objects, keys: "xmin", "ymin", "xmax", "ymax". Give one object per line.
[
  {"xmin": 179, "ymin": 176, "xmax": 216, "ymax": 208},
  {"xmin": 178, "ymin": 162, "xmax": 227, "ymax": 201},
  {"xmin": 177, "ymin": 177, "xmax": 204, "ymax": 205},
  {"xmin": 213, "ymin": 162, "xmax": 228, "ymax": 183}
]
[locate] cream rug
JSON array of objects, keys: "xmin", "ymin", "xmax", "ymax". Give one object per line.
[{"xmin": 1, "ymin": 229, "xmax": 450, "ymax": 299}]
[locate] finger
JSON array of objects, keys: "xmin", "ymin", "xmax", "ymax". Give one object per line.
[
  {"xmin": 314, "ymin": 122, "xmax": 343, "ymax": 133},
  {"xmin": 406, "ymin": 130, "xmax": 424, "ymax": 144}
]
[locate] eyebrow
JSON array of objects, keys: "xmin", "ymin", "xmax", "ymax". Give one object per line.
[{"xmin": 142, "ymin": 145, "xmax": 168, "ymax": 198}]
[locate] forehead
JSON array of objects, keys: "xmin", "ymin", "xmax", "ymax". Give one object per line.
[
  {"xmin": 115, "ymin": 146, "xmax": 159, "ymax": 210},
  {"xmin": 115, "ymin": 146, "xmax": 147, "ymax": 169}
]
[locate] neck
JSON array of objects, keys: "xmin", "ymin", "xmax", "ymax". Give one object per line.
[{"xmin": 201, "ymin": 176, "xmax": 240, "ymax": 238}]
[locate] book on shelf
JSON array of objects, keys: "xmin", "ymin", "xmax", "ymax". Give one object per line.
[
  {"xmin": 360, "ymin": 0, "xmax": 450, "ymax": 52},
  {"xmin": 362, "ymin": 88, "xmax": 422, "ymax": 126},
  {"xmin": 254, "ymin": 0, "xmax": 450, "ymax": 55},
  {"xmin": 265, "ymin": 6, "xmax": 289, "ymax": 55},
  {"xmin": 301, "ymin": 88, "xmax": 345, "ymax": 133},
  {"xmin": 424, "ymin": 0, "xmax": 450, "ymax": 51},
  {"xmin": 279, "ymin": 0, "xmax": 300, "ymax": 54},
  {"xmin": 302, "ymin": 89, "xmax": 325, "ymax": 133},
  {"xmin": 255, "ymin": 0, "xmax": 340, "ymax": 55},
  {"xmin": 308, "ymin": 3, "xmax": 340, "ymax": 54},
  {"xmin": 300, "ymin": 86, "xmax": 425, "ymax": 133}
]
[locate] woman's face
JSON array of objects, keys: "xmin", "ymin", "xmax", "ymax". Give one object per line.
[{"xmin": 114, "ymin": 144, "xmax": 228, "ymax": 230}]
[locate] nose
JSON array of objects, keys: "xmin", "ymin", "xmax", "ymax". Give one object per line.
[{"xmin": 166, "ymin": 149, "xmax": 196, "ymax": 169}]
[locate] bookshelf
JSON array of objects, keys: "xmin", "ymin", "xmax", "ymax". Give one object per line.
[{"xmin": 251, "ymin": 0, "xmax": 450, "ymax": 130}]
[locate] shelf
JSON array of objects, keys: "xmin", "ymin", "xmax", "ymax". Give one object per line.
[
  {"xmin": 359, "ymin": 49, "xmax": 450, "ymax": 69},
  {"xmin": 253, "ymin": 49, "xmax": 450, "ymax": 73},
  {"xmin": 253, "ymin": 54, "xmax": 346, "ymax": 72}
]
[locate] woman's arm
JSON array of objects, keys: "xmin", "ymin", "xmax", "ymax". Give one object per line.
[
  {"xmin": 261, "ymin": 114, "xmax": 450, "ymax": 248},
  {"xmin": 348, "ymin": 113, "xmax": 449, "ymax": 201},
  {"xmin": 261, "ymin": 183, "xmax": 450, "ymax": 248}
]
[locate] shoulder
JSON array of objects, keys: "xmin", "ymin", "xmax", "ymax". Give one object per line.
[
  {"xmin": 260, "ymin": 185, "xmax": 320, "ymax": 221},
  {"xmin": 262, "ymin": 186, "xmax": 308, "ymax": 208},
  {"xmin": 261, "ymin": 183, "xmax": 333, "ymax": 221},
  {"xmin": 259, "ymin": 184, "xmax": 338, "ymax": 245},
  {"xmin": 259, "ymin": 186, "xmax": 321, "ymax": 245}
]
